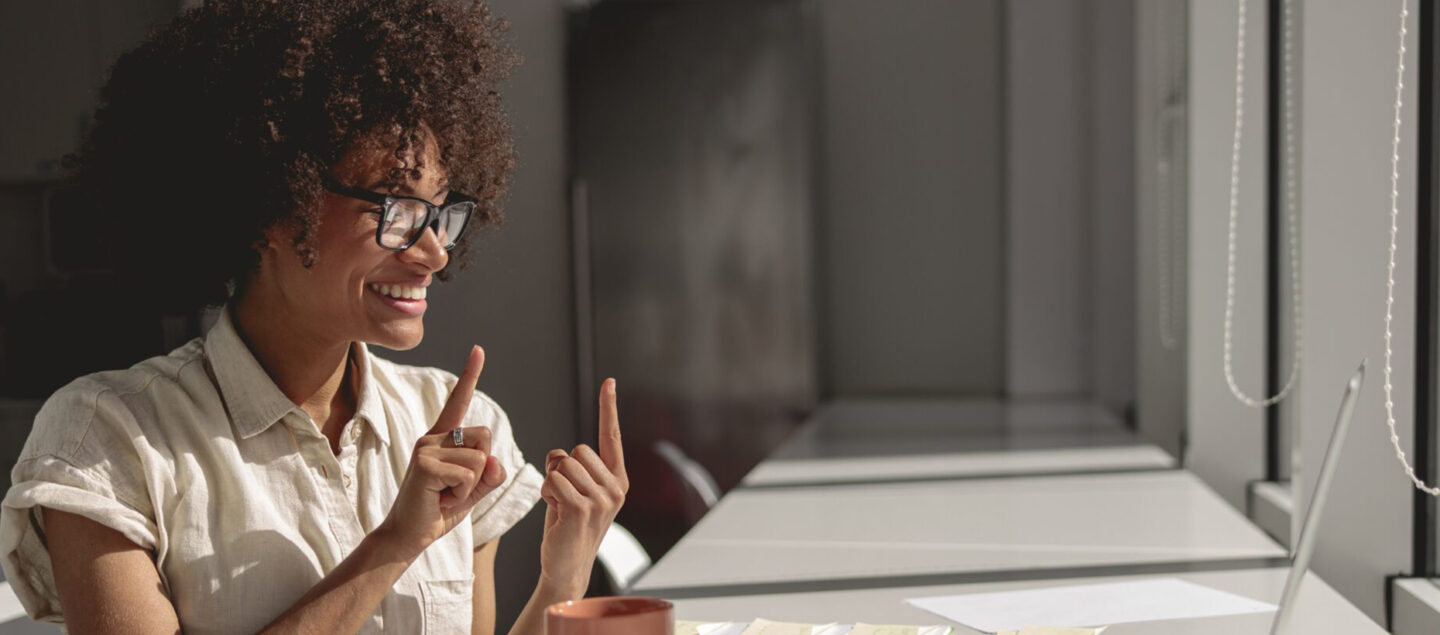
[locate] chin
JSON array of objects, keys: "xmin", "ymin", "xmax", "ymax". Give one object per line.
[{"xmin": 370, "ymin": 325, "xmax": 425, "ymax": 351}]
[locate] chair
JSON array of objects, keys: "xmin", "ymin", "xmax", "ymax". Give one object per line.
[
  {"xmin": 652, "ymin": 439, "xmax": 721, "ymax": 511},
  {"xmin": 595, "ymin": 523, "xmax": 651, "ymax": 594},
  {"xmin": 594, "ymin": 441, "xmax": 720, "ymax": 594}
]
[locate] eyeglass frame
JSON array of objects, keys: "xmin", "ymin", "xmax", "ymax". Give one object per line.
[{"xmin": 322, "ymin": 176, "xmax": 480, "ymax": 252}]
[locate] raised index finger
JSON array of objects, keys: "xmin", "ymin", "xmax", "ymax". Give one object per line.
[
  {"xmin": 598, "ymin": 378, "xmax": 625, "ymax": 478},
  {"xmin": 430, "ymin": 345, "xmax": 484, "ymax": 435}
]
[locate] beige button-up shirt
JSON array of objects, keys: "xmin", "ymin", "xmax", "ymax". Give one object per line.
[{"xmin": 0, "ymin": 309, "xmax": 544, "ymax": 633}]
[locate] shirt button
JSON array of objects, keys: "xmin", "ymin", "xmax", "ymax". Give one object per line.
[
  {"xmin": 350, "ymin": 425, "xmax": 363, "ymax": 441},
  {"xmin": 343, "ymin": 474, "xmax": 353, "ymax": 488}
]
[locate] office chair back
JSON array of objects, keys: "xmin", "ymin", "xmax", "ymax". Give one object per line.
[
  {"xmin": 596, "ymin": 522, "xmax": 652, "ymax": 594},
  {"xmin": 653, "ymin": 439, "xmax": 722, "ymax": 510}
]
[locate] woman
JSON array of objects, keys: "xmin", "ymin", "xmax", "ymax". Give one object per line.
[{"xmin": 0, "ymin": 0, "xmax": 625, "ymax": 633}]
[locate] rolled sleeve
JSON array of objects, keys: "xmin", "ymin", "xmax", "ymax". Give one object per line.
[
  {"xmin": 2, "ymin": 457, "xmax": 159, "ymax": 622},
  {"xmin": 0, "ymin": 384, "xmax": 159, "ymax": 623},
  {"xmin": 466, "ymin": 393, "xmax": 543, "ymax": 545}
]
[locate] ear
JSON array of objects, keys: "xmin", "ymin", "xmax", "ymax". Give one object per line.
[{"xmin": 254, "ymin": 217, "xmax": 305, "ymax": 258}]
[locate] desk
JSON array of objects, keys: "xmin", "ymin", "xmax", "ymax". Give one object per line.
[
  {"xmin": 669, "ymin": 568, "xmax": 1385, "ymax": 634},
  {"xmin": 635, "ymin": 470, "xmax": 1286, "ymax": 595},
  {"xmin": 743, "ymin": 445, "xmax": 1177, "ymax": 489},
  {"xmin": 744, "ymin": 400, "xmax": 1174, "ymax": 488}
]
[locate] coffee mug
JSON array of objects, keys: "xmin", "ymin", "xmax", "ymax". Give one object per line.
[{"xmin": 545, "ymin": 596, "xmax": 674, "ymax": 635}]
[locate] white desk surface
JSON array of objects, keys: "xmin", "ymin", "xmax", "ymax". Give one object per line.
[
  {"xmin": 747, "ymin": 400, "xmax": 1174, "ymax": 487},
  {"xmin": 634, "ymin": 470, "xmax": 1285, "ymax": 594},
  {"xmin": 668, "ymin": 567, "xmax": 1385, "ymax": 634},
  {"xmin": 743, "ymin": 445, "xmax": 1176, "ymax": 488}
]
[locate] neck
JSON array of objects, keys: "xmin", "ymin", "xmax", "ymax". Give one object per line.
[{"xmin": 231, "ymin": 288, "xmax": 356, "ymax": 431}]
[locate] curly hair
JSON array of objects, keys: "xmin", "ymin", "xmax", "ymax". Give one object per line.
[{"xmin": 71, "ymin": 0, "xmax": 518, "ymax": 315}]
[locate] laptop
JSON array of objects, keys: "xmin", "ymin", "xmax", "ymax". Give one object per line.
[{"xmin": 1269, "ymin": 360, "xmax": 1366, "ymax": 634}]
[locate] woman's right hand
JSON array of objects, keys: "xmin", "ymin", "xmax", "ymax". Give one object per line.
[{"xmin": 378, "ymin": 345, "xmax": 507, "ymax": 557}]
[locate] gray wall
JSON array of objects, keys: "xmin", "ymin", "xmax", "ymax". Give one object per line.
[
  {"xmin": 1006, "ymin": 0, "xmax": 1091, "ymax": 398},
  {"xmin": 1186, "ymin": 0, "xmax": 1421, "ymax": 623},
  {"xmin": 818, "ymin": 0, "xmax": 1139, "ymax": 407},
  {"xmin": 1089, "ymin": 0, "xmax": 1138, "ymax": 414},
  {"xmin": 1292, "ymin": 0, "xmax": 1418, "ymax": 623},
  {"xmin": 0, "ymin": 0, "xmax": 180, "ymax": 180},
  {"xmin": 1134, "ymin": 0, "xmax": 1188, "ymax": 459},
  {"xmin": 1184, "ymin": 0, "xmax": 1269, "ymax": 510},
  {"xmin": 1006, "ymin": 0, "xmax": 1137, "ymax": 409},
  {"xmin": 817, "ymin": 0, "xmax": 1005, "ymax": 397},
  {"xmin": 384, "ymin": 0, "xmax": 575, "ymax": 625}
]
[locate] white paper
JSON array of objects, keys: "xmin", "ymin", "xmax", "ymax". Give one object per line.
[
  {"xmin": 683, "ymin": 622, "xmax": 952, "ymax": 635},
  {"xmin": 677, "ymin": 622, "xmax": 749, "ymax": 635},
  {"xmin": 997, "ymin": 628, "xmax": 1107, "ymax": 635},
  {"xmin": 904, "ymin": 578, "xmax": 1276, "ymax": 633},
  {"xmin": 847, "ymin": 624, "xmax": 955, "ymax": 635},
  {"xmin": 739, "ymin": 618, "xmax": 829, "ymax": 634}
]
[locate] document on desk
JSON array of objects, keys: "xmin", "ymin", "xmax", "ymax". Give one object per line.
[
  {"xmin": 676, "ymin": 620, "xmax": 953, "ymax": 635},
  {"xmin": 741, "ymin": 619, "xmax": 825, "ymax": 634},
  {"xmin": 904, "ymin": 578, "xmax": 1276, "ymax": 633},
  {"xmin": 996, "ymin": 628, "xmax": 1107, "ymax": 635}
]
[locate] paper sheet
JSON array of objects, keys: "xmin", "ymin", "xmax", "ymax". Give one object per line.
[
  {"xmin": 997, "ymin": 627, "xmax": 1106, "ymax": 635},
  {"xmin": 905, "ymin": 578, "xmax": 1276, "ymax": 632},
  {"xmin": 849, "ymin": 623, "xmax": 953, "ymax": 635},
  {"xmin": 676, "ymin": 622, "xmax": 748, "ymax": 635},
  {"xmin": 741, "ymin": 618, "xmax": 831, "ymax": 634},
  {"xmin": 679, "ymin": 621, "xmax": 951, "ymax": 635},
  {"xmin": 677, "ymin": 622, "xmax": 749, "ymax": 635}
]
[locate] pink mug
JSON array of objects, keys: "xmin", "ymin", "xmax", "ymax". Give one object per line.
[{"xmin": 545, "ymin": 596, "xmax": 674, "ymax": 635}]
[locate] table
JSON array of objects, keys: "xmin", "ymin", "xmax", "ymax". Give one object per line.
[
  {"xmin": 669, "ymin": 568, "xmax": 1385, "ymax": 633},
  {"xmin": 744, "ymin": 400, "xmax": 1174, "ymax": 488},
  {"xmin": 635, "ymin": 470, "xmax": 1286, "ymax": 596}
]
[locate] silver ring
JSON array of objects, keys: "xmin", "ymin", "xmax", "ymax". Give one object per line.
[{"xmin": 452, "ymin": 428, "xmax": 465, "ymax": 447}]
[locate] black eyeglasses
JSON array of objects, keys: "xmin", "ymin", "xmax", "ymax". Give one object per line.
[{"xmin": 323, "ymin": 177, "xmax": 479, "ymax": 252}]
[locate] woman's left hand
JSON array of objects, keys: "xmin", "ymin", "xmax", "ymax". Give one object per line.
[{"xmin": 537, "ymin": 378, "xmax": 628, "ymax": 597}]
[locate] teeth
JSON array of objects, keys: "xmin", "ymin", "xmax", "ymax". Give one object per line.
[{"xmin": 369, "ymin": 284, "xmax": 426, "ymax": 301}]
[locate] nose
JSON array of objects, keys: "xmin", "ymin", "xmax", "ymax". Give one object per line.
[{"xmin": 398, "ymin": 225, "xmax": 449, "ymax": 271}]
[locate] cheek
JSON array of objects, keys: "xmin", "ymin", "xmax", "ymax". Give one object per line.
[
  {"xmin": 296, "ymin": 237, "xmax": 387, "ymax": 305},
  {"xmin": 316, "ymin": 216, "xmax": 384, "ymax": 271}
]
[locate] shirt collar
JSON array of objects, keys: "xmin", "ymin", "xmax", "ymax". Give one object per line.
[
  {"xmin": 203, "ymin": 307, "xmax": 390, "ymax": 446},
  {"xmin": 349, "ymin": 341, "xmax": 391, "ymax": 446}
]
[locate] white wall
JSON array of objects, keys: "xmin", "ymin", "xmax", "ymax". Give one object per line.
[
  {"xmin": 1189, "ymin": 0, "xmax": 1423, "ymax": 623},
  {"xmin": 1293, "ymin": 0, "xmax": 1418, "ymax": 623},
  {"xmin": 1184, "ymin": 0, "xmax": 1269, "ymax": 510}
]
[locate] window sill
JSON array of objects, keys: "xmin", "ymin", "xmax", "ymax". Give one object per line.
[
  {"xmin": 1246, "ymin": 480, "xmax": 1293, "ymax": 549},
  {"xmin": 1391, "ymin": 578, "xmax": 1440, "ymax": 634}
]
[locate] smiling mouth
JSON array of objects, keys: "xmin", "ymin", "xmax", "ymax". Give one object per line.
[{"xmin": 368, "ymin": 283, "xmax": 427, "ymax": 301}]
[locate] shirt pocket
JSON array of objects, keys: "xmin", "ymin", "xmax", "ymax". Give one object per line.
[{"xmin": 420, "ymin": 576, "xmax": 474, "ymax": 634}]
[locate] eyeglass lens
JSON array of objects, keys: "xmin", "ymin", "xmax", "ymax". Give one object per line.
[{"xmin": 379, "ymin": 199, "xmax": 477, "ymax": 250}]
